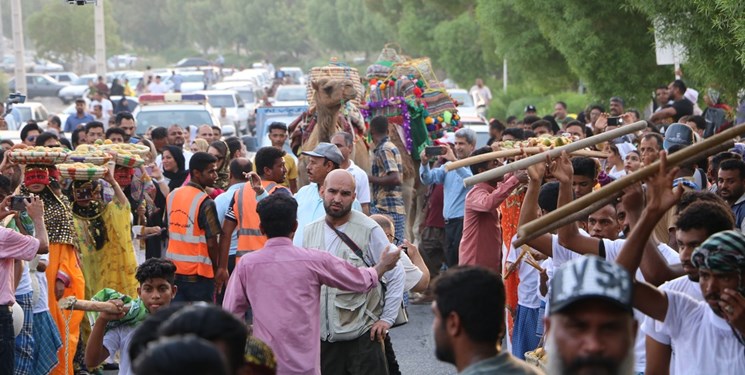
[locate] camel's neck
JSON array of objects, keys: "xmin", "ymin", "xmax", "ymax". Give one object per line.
[{"xmin": 315, "ymin": 103, "xmax": 342, "ymax": 142}]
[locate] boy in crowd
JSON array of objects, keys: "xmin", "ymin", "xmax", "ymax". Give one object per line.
[{"xmin": 85, "ymin": 258, "xmax": 178, "ymax": 375}]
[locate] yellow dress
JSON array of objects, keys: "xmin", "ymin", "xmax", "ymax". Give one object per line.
[{"xmin": 74, "ymin": 201, "xmax": 139, "ymax": 299}]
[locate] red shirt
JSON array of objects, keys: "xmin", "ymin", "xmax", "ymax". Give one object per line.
[
  {"xmin": 458, "ymin": 177, "xmax": 520, "ymax": 274},
  {"xmin": 424, "ymin": 184, "xmax": 445, "ymax": 228}
]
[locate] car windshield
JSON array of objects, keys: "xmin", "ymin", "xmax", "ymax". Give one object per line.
[
  {"xmin": 72, "ymin": 76, "xmax": 95, "ymax": 85},
  {"xmin": 236, "ymin": 90, "xmax": 255, "ymax": 103},
  {"xmin": 450, "ymin": 91, "xmax": 475, "ymax": 107},
  {"xmin": 275, "ymin": 87, "xmax": 306, "ymax": 101},
  {"xmin": 207, "ymin": 95, "xmax": 235, "ymax": 108},
  {"xmin": 135, "ymin": 110, "xmax": 213, "ymax": 134}
]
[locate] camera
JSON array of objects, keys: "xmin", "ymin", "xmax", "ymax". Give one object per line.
[
  {"xmin": 424, "ymin": 146, "xmax": 446, "ymax": 157},
  {"xmin": 67, "ymin": 0, "xmax": 96, "ymax": 5},
  {"xmin": 11, "ymin": 196, "xmax": 30, "ymax": 212},
  {"xmin": 607, "ymin": 117, "xmax": 623, "ymax": 126},
  {"xmin": 5, "ymin": 92, "xmax": 26, "ymax": 116}
]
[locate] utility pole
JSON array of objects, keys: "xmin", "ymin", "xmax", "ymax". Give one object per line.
[
  {"xmin": 503, "ymin": 58, "xmax": 508, "ymax": 93},
  {"xmin": 94, "ymin": 0, "xmax": 106, "ymax": 77},
  {"xmin": 10, "ymin": 0, "xmax": 26, "ymax": 95},
  {"xmin": 0, "ymin": 3, "xmax": 5, "ymax": 61}
]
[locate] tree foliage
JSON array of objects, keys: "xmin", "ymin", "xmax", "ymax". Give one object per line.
[
  {"xmin": 27, "ymin": 1, "xmax": 121, "ymax": 63},
  {"xmin": 627, "ymin": 0, "xmax": 745, "ymax": 101}
]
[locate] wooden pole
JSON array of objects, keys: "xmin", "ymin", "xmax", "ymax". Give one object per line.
[
  {"xmin": 444, "ymin": 148, "xmax": 609, "ymax": 172},
  {"xmin": 516, "ymin": 126, "xmax": 745, "ymax": 243},
  {"xmin": 58, "ymin": 297, "xmax": 130, "ymax": 313},
  {"xmin": 464, "ymin": 121, "xmax": 647, "ymax": 186}
]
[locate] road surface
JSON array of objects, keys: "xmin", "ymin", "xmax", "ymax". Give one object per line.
[{"xmin": 390, "ymin": 303, "xmax": 456, "ymax": 374}]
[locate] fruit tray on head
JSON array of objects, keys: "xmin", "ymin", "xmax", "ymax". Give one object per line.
[{"xmin": 57, "ymin": 163, "xmax": 107, "ymax": 181}]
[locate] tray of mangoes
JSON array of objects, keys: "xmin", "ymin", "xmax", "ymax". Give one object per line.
[
  {"xmin": 67, "ymin": 145, "xmax": 111, "ymax": 165},
  {"xmin": 7, "ymin": 145, "xmax": 69, "ymax": 165},
  {"xmin": 57, "ymin": 162, "xmax": 108, "ymax": 181}
]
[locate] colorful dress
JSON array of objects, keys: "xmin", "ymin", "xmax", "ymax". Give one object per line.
[{"xmin": 73, "ymin": 200, "xmax": 138, "ymax": 300}]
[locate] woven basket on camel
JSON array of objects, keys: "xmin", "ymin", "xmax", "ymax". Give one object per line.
[{"xmin": 306, "ymin": 64, "xmax": 365, "ymax": 107}]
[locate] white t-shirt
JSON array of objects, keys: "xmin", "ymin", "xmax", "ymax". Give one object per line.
[
  {"xmin": 601, "ymin": 238, "xmax": 682, "ymax": 372},
  {"xmin": 506, "ymin": 236, "xmax": 541, "ymax": 309},
  {"xmin": 387, "ymin": 249, "xmax": 422, "ymax": 292},
  {"xmin": 91, "ymin": 99, "xmax": 114, "ymax": 116},
  {"xmin": 32, "ymin": 254, "xmax": 50, "ymax": 313},
  {"xmin": 103, "ymin": 325, "xmax": 135, "ymax": 375},
  {"xmin": 664, "ymin": 291, "xmax": 745, "ymax": 374},
  {"xmin": 642, "ymin": 275, "xmax": 703, "ymax": 346},
  {"xmin": 148, "ymin": 82, "xmax": 169, "ymax": 94},
  {"xmin": 347, "ymin": 160, "xmax": 371, "ymax": 205}
]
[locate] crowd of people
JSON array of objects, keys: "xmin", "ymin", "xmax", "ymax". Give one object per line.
[{"xmin": 0, "ymin": 74, "xmax": 743, "ymax": 375}]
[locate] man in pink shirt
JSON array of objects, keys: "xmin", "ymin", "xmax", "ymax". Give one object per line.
[
  {"xmin": 222, "ymin": 194, "xmax": 401, "ymax": 375},
  {"xmin": 459, "ymin": 147, "xmax": 527, "ymax": 274},
  {"xmin": 0, "ymin": 195, "xmax": 48, "ymax": 374}
]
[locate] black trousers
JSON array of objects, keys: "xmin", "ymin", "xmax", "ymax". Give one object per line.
[
  {"xmin": 443, "ymin": 217, "xmax": 464, "ymax": 267},
  {"xmin": 321, "ymin": 330, "xmax": 388, "ymax": 375}
]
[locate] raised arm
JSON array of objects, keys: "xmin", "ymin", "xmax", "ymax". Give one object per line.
[
  {"xmin": 519, "ymin": 157, "xmax": 552, "ymax": 256},
  {"xmin": 616, "ymin": 152, "xmax": 682, "ymax": 321},
  {"xmin": 554, "ymin": 152, "xmax": 600, "ymax": 255}
]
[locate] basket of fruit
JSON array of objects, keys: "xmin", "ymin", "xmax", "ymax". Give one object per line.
[
  {"xmin": 101, "ymin": 143, "xmax": 151, "ymax": 159},
  {"xmin": 111, "ymin": 153, "xmax": 145, "ymax": 168},
  {"xmin": 7, "ymin": 145, "xmax": 69, "ymax": 165},
  {"xmin": 57, "ymin": 163, "xmax": 108, "ymax": 181},
  {"xmin": 67, "ymin": 145, "xmax": 111, "ymax": 166}
]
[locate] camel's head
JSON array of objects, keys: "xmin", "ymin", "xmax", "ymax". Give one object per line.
[{"xmin": 312, "ymin": 77, "xmax": 357, "ymax": 109}]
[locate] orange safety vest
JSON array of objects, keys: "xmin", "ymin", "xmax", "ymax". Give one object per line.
[
  {"xmin": 166, "ymin": 186, "xmax": 214, "ymax": 278},
  {"xmin": 233, "ymin": 180, "xmax": 283, "ymax": 259}
]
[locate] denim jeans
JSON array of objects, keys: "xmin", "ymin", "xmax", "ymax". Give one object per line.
[{"xmin": 173, "ymin": 275, "xmax": 215, "ymax": 303}]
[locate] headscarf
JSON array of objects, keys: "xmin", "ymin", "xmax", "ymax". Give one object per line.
[
  {"xmin": 692, "ymin": 230, "xmax": 745, "ymax": 293},
  {"xmin": 162, "ymin": 145, "xmax": 188, "ymax": 191},
  {"xmin": 210, "ymin": 140, "xmax": 230, "ymax": 190},
  {"xmin": 89, "ymin": 288, "xmax": 148, "ymax": 332}
]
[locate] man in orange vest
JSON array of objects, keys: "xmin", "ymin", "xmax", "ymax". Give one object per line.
[
  {"xmin": 165, "ymin": 151, "xmax": 223, "ymax": 303},
  {"xmin": 218, "ymin": 147, "xmax": 292, "ymax": 290}
]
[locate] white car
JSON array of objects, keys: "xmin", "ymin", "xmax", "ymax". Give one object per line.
[
  {"xmin": 271, "ymin": 85, "xmax": 308, "ymax": 107},
  {"xmin": 48, "ymin": 72, "xmax": 79, "ymax": 84},
  {"xmin": 196, "ymin": 90, "xmax": 249, "ymax": 134},
  {"xmin": 279, "ymin": 67, "xmax": 305, "ymax": 85},
  {"xmin": 447, "ymin": 89, "xmax": 479, "ymax": 119},
  {"xmin": 6, "ymin": 102, "xmax": 50, "ymax": 130},
  {"xmin": 58, "ymin": 73, "xmax": 98, "ymax": 104},
  {"xmin": 33, "ymin": 59, "xmax": 64, "ymax": 73},
  {"xmin": 133, "ymin": 93, "xmax": 233, "ymax": 137},
  {"xmin": 163, "ymin": 71, "xmax": 205, "ymax": 93},
  {"xmin": 461, "ymin": 115, "xmax": 491, "ymax": 148}
]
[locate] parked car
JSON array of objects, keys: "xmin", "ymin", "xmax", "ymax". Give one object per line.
[
  {"xmin": 48, "ymin": 72, "xmax": 79, "ymax": 84},
  {"xmin": 461, "ymin": 115, "xmax": 491, "ymax": 147},
  {"xmin": 196, "ymin": 90, "xmax": 249, "ymax": 134},
  {"xmin": 6, "ymin": 102, "xmax": 50, "ymax": 130},
  {"xmin": 447, "ymin": 89, "xmax": 478, "ymax": 119},
  {"xmin": 1, "ymin": 55, "xmax": 34, "ymax": 73},
  {"xmin": 8, "ymin": 74, "xmax": 67, "ymax": 99},
  {"xmin": 163, "ymin": 71, "xmax": 206, "ymax": 93},
  {"xmin": 57, "ymin": 73, "xmax": 98, "ymax": 104},
  {"xmin": 279, "ymin": 67, "xmax": 305, "ymax": 85},
  {"xmin": 271, "ymin": 84, "xmax": 308, "ymax": 107},
  {"xmin": 107, "ymin": 54, "xmax": 138, "ymax": 69},
  {"xmin": 32, "ymin": 59, "xmax": 64, "ymax": 73},
  {"xmin": 133, "ymin": 93, "xmax": 232, "ymax": 137}
]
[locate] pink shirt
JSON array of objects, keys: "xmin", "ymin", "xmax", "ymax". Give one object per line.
[
  {"xmin": 1, "ymin": 227, "xmax": 40, "ymax": 305},
  {"xmin": 222, "ymin": 237, "xmax": 379, "ymax": 375},
  {"xmin": 459, "ymin": 177, "xmax": 520, "ymax": 274}
]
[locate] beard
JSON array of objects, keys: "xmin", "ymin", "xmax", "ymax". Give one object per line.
[
  {"xmin": 546, "ymin": 331, "xmax": 635, "ymax": 375},
  {"xmin": 324, "ymin": 200, "xmax": 352, "ymax": 218}
]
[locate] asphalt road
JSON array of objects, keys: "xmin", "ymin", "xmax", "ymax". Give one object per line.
[{"xmin": 390, "ymin": 303, "xmax": 457, "ymax": 375}]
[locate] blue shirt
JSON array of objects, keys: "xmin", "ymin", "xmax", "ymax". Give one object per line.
[
  {"xmin": 293, "ymin": 182, "xmax": 362, "ymax": 247},
  {"xmin": 419, "ymin": 162, "xmax": 472, "ymax": 220},
  {"xmin": 215, "ymin": 183, "xmax": 245, "ymax": 256},
  {"xmin": 64, "ymin": 113, "xmax": 95, "ymax": 132}
]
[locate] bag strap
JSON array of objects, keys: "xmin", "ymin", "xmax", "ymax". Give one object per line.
[{"xmin": 326, "ymin": 219, "xmax": 371, "ymax": 267}]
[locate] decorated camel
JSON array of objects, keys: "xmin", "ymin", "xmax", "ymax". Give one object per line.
[{"xmin": 288, "ymin": 77, "xmax": 371, "ymax": 187}]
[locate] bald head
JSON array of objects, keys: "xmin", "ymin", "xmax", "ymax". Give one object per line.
[
  {"xmin": 197, "ymin": 124, "xmax": 214, "ymax": 143},
  {"xmin": 322, "ymin": 170, "xmax": 357, "ymax": 220},
  {"xmin": 323, "ymin": 169, "xmax": 356, "ymax": 191},
  {"xmin": 229, "ymin": 157, "xmax": 252, "ymax": 182}
]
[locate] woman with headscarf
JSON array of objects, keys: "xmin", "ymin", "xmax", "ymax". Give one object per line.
[
  {"xmin": 145, "ymin": 146, "xmax": 187, "ymax": 259},
  {"xmin": 110, "ymin": 78, "xmax": 125, "ymax": 97},
  {"xmin": 19, "ymin": 163, "xmax": 84, "ymax": 375},
  {"xmin": 71, "ymin": 163, "xmax": 139, "ymax": 300},
  {"xmin": 115, "ymin": 97, "xmax": 131, "ymax": 114},
  {"xmin": 208, "ymin": 137, "xmax": 246, "ymax": 191}
]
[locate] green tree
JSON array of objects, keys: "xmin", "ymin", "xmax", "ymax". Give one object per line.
[
  {"xmin": 110, "ymin": 0, "xmax": 187, "ymax": 53},
  {"xmin": 506, "ymin": 0, "xmax": 669, "ymax": 106},
  {"xmin": 627, "ymin": 0, "xmax": 745, "ymax": 101},
  {"xmin": 27, "ymin": 1, "xmax": 121, "ymax": 64}
]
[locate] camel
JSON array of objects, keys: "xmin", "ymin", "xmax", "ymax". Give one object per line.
[{"xmin": 289, "ymin": 77, "xmax": 370, "ymax": 187}]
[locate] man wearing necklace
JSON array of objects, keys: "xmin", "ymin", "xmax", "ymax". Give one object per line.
[
  {"xmin": 72, "ymin": 162, "xmax": 139, "ymax": 300},
  {"xmin": 20, "ymin": 164, "xmax": 85, "ymax": 375}
]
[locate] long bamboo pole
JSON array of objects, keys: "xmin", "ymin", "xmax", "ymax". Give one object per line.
[
  {"xmin": 516, "ymin": 126, "xmax": 745, "ymax": 243},
  {"xmin": 463, "ymin": 121, "xmax": 647, "ymax": 186},
  {"xmin": 444, "ymin": 148, "xmax": 609, "ymax": 172}
]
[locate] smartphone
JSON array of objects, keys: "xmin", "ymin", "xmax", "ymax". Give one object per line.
[
  {"xmin": 11, "ymin": 195, "xmax": 30, "ymax": 211},
  {"xmin": 129, "ymin": 136, "xmax": 141, "ymax": 144},
  {"xmin": 425, "ymin": 146, "xmax": 446, "ymax": 157},
  {"xmin": 607, "ymin": 117, "xmax": 623, "ymax": 126}
]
